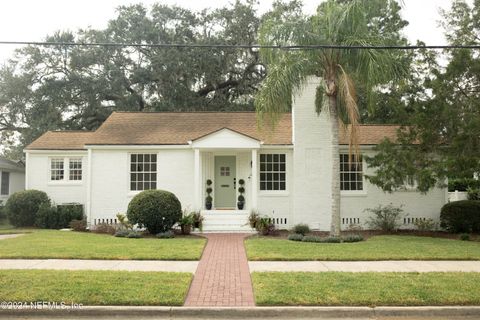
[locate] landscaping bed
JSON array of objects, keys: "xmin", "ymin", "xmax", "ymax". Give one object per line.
[
  {"xmin": 246, "ymin": 235, "xmax": 480, "ymax": 260},
  {"xmin": 252, "ymin": 272, "xmax": 480, "ymax": 306},
  {"xmin": 0, "ymin": 230, "xmax": 206, "ymax": 260},
  {"xmin": 0, "ymin": 269, "xmax": 191, "ymax": 306}
]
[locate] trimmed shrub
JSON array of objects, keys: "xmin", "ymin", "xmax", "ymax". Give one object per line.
[
  {"xmin": 156, "ymin": 231, "xmax": 175, "ymax": 239},
  {"xmin": 365, "ymin": 204, "xmax": 405, "ymax": 232},
  {"xmin": 35, "ymin": 203, "xmax": 84, "ymax": 229},
  {"xmin": 0, "ymin": 205, "xmax": 5, "ymax": 220},
  {"xmin": 302, "ymin": 235, "xmax": 323, "ymax": 243},
  {"xmin": 114, "ymin": 230, "xmax": 130, "ymax": 237},
  {"xmin": 292, "ymin": 224, "xmax": 310, "ymax": 236},
  {"xmin": 288, "ymin": 233, "xmax": 304, "ymax": 241},
  {"xmin": 5, "ymin": 190, "xmax": 50, "ymax": 227},
  {"xmin": 127, "ymin": 190, "xmax": 182, "ymax": 234},
  {"xmin": 440, "ymin": 200, "xmax": 480, "ymax": 233},
  {"xmin": 342, "ymin": 234, "xmax": 364, "ymax": 243},
  {"xmin": 70, "ymin": 218, "xmax": 87, "ymax": 232},
  {"xmin": 321, "ymin": 236, "xmax": 342, "ymax": 243}
]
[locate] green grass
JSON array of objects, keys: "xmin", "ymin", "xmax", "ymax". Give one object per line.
[
  {"xmin": 0, "ymin": 230, "xmax": 206, "ymax": 260},
  {"xmin": 0, "ymin": 269, "xmax": 191, "ymax": 306},
  {"xmin": 253, "ymin": 272, "xmax": 480, "ymax": 306},
  {"xmin": 246, "ymin": 235, "xmax": 480, "ymax": 260}
]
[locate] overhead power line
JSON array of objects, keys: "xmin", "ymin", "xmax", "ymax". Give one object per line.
[{"xmin": 0, "ymin": 40, "xmax": 479, "ymax": 50}]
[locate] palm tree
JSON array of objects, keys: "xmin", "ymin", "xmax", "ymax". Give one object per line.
[{"xmin": 255, "ymin": 0, "xmax": 406, "ymax": 236}]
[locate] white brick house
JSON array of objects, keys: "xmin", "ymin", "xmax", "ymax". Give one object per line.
[{"xmin": 25, "ymin": 78, "xmax": 447, "ymax": 231}]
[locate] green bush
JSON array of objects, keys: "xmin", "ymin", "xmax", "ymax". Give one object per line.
[
  {"xmin": 292, "ymin": 224, "xmax": 310, "ymax": 236},
  {"xmin": 321, "ymin": 236, "xmax": 342, "ymax": 243},
  {"xmin": 156, "ymin": 231, "xmax": 175, "ymax": 239},
  {"xmin": 413, "ymin": 218, "xmax": 437, "ymax": 231},
  {"xmin": 0, "ymin": 205, "xmax": 5, "ymax": 220},
  {"xmin": 440, "ymin": 200, "xmax": 480, "ymax": 233},
  {"xmin": 365, "ymin": 204, "xmax": 405, "ymax": 232},
  {"xmin": 460, "ymin": 233, "xmax": 471, "ymax": 241},
  {"xmin": 467, "ymin": 188, "xmax": 480, "ymax": 201},
  {"xmin": 288, "ymin": 233, "xmax": 304, "ymax": 241},
  {"xmin": 127, "ymin": 190, "xmax": 182, "ymax": 234},
  {"xmin": 342, "ymin": 234, "xmax": 364, "ymax": 243},
  {"xmin": 448, "ymin": 178, "xmax": 480, "ymax": 192},
  {"xmin": 5, "ymin": 190, "xmax": 51, "ymax": 227},
  {"xmin": 302, "ymin": 235, "xmax": 323, "ymax": 243},
  {"xmin": 35, "ymin": 203, "xmax": 84, "ymax": 229}
]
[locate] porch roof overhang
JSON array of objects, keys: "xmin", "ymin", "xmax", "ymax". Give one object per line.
[{"xmin": 189, "ymin": 127, "xmax": 262, "ymax": 149}]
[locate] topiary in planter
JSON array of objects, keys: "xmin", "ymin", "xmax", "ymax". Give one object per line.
[
  {"xmin": 127, "ymin": 190, "xmax": 182, "ymax": 234},
  {"xmin": 6, "ymin": 190, "xmax": 51, "ymax": 227}
]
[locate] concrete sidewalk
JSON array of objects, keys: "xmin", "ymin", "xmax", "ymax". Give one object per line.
[
  {"xmin": 0, "ymin": 259, "xmax": 198, "ymax": 272},
  {"xmin": 249, "ymin": 260, "xmax": 480, "ymax": 272}
]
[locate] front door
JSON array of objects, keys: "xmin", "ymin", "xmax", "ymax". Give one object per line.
[{"xmin": 214, "ymin": 156, "xmax": 236, "ymax": 209}]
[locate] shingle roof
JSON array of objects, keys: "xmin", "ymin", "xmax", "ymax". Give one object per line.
[
  {"xmin": 26, "ymin": 131, "xmax": 96, "ymax": 150},
  {"xmin": 26, "ymin": 112, "xmax": 401, "ymax": 150}
]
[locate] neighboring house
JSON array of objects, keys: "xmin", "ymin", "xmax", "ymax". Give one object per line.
[
  {"xmin": 24, "ymin": 79, "xmax": 447, "ymax": 231},
  {"xmin": 0, "ymin": 156, "xmax": 25, "ymax": 204}
]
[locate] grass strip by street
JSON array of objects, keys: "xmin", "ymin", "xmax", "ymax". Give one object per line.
[
  {"xmin": 0, "ymin": 269, "xmax": 191, "ymax": 306},
  {"xmin": 0, "ymin": 230, "xmax": 206, "ymax": 260},
  {"xmin": 246, "ymin": 235, "xmax": 480, "ymax": 261},
  {"xmin": 252, "ymin": 272, "xmax": 480, "ymax": 306}
]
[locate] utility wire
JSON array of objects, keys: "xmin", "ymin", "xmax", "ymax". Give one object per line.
[{"xmin": 0, "ymin": 40, "xmax": 479, "ymax": 50}]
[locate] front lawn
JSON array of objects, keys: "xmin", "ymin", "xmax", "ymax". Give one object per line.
[
  {"xmin": 246, "ymin": 235, "xmax": 480, "ymax": 260},
  {"xmin": 253, "ymin": 272, "xmax": 480, "ymax": 306},
  {"xmin": 0, "ymin": 269, "xmax": 191, "ymax": 305},
  {"xmin": 0, "ymin": 230, "xmax": 206, "ymax": 260}
]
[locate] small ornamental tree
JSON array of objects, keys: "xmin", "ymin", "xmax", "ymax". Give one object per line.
[{"xmin": 127, "ymin": 190, "xmax": 182, "ymax": 234}]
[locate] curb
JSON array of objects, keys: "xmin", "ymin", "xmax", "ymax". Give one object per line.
[{"xmin": 1, "ymin": 306, "xmax": 480, "ymax": 318}]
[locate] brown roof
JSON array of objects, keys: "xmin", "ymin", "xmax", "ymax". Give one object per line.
[
  {"xmin": 87, "ymin": 112, "xmax": 292, "ymax": 146},
  {"xmin": 26, "ymin": 131, "xmax": 95, "ymax": 150},
  {"xmin": 26, "ymin": 112, "xmax": 401, "ymax": 150},
  {"xmin": 339, "ymin": 124, "xmax": 400, "ymax": 145}
]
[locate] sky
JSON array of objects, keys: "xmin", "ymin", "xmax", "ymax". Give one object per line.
[{"xmin": 0, "ymin": 0, "xmax": 455, "ymax": 63}]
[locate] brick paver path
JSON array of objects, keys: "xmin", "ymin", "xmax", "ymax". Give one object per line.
[{"xmin": 184, "ymin": 233, "xmax": 254, "ymax": 306}]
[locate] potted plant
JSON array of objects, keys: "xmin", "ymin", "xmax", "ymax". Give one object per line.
[
  {"xmin": 179, "ymin": 212, "xmax": 194, "ymax": 235},
  {"xmin": 192, "ymin": 211, "xmax": 204, "ymax": 231},
  {"xmin": 237, "ymin": 179, "xmax": 245, "ymax": 210},
  {"xmin": 205, "ymin": 179, "xmax": 213, "ymax": 210}
]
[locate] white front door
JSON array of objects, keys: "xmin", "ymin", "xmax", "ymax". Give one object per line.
[{"xmin": 214, "ymin": 156, "xmax": 236, "ymax": 208}]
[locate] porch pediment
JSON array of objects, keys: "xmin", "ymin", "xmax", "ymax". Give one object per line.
[{"xmin": 190, "ymin": 127, "xmax": 261, "ymax": 149}]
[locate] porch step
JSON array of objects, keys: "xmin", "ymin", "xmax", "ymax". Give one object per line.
[{"xmin": 200, "ymin": 210, "xmax": 254, "ymax": 232}]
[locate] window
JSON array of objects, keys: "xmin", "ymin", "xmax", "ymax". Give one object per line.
[
  {"xmin": 50, "ymin": 159, "xmax": 64, "ymax": 181},
  {"xmin": 130, "ymin": 153, "xmax": 157, "ymax": 191},
  {"xmin": 260, "ymin": 154, "xmax": 286, "ymax": 191},
  {"xmin": 340, "ymin": 154, "xmax": 363, "ymax": 191},
  {"xmin": 50, "ymin": 158, "xmax": 83, "ymax": 182},
  {"xmin": 69, "ymin": 158, "xmax": 82, "ymax": 181},
  {"xmin": 1, "ymin": 172, "xmax": 9, "ymax": 195},
  {"xmin": 220, "ymin": 166, "xmax": 230, "ymax": 176}
]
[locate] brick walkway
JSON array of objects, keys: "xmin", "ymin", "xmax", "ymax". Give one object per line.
[{"xmin": 184, "ymin": 233, "xmax": 254, "ymax": 306}]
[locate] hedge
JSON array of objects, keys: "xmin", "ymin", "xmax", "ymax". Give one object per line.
[
  {"xmin": 5, "ymin": 190, "xmax": 51, "ymax": 227},
  {"xmin": 440, "ymin": 200, "xmax": 480, "ymax": 233}
]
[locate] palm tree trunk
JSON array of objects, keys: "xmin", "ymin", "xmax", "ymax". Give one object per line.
[{"xmin": 329, "ymin": 95, "xmax": 341, "ymax": 237}]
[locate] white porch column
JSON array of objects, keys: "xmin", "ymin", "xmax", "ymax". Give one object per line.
[
  {"xmin": 194, "ymin": 148, "xmax": 202, "ymax": 210},
  {"xmin": 251, "ymin": 149, "xmax": 258, "ymax": 210}
]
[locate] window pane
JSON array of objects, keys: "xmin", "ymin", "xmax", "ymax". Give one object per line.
[
  {"xmin": 50, "ymin": 159, "xmax": 64, "ymax": 181},
  {"xmin": 340, "ymin": 154, "xmax": 363, "ymax": 191},
  {"xmin": 130, "ymin": 154, "xmax": 158, "ymax": 191},
  {"xmin": 259, "ymin": 153, "xmax": 287, "ymax": 191}
]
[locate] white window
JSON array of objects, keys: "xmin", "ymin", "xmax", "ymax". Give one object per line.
[
  {"xmin": 50, "ymin": 159, "xmax": 65, "ymax": 181},
  {"xmin": 130, "ymin": 153, "xmax": 157, "ymax": 191},
  {"xmin": 260, "ymin": 154, "xmax": 286, "ymax": 191},
  {"xmin": 1, "ymin": 172, "xmax": 9, "ymax": 195},
  {"xmin": 50, "ymin": 157, "xmax": 82, "ymax": 182},
  {"xmin": 69, "ymin": 158, "xmax": 83, "ymax": 181},
  {"xmin": 340, "ymin": 154, "xmax": 363, "ymax": 191}
]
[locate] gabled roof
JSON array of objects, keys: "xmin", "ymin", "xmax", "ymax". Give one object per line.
[
  {"xmin": 86, "ymin": 112, "xmax": 292, "ymax": 146},
  {"xmin": 25, "ymin": 112, "xmax": 401, "ymax": 150},
  {"xmin": 0, "ymin": 156, "xmax": 25, "ymax": 172}
]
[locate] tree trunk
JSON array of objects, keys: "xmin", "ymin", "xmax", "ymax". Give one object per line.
[{"xmin": 329, "ymin": 95, "xmax": 341, "ymax": 237}]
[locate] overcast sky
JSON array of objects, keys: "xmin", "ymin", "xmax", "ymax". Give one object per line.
[{"xmin": 0, "ymin": 0, "xmax": 455, "ymax": 63}]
